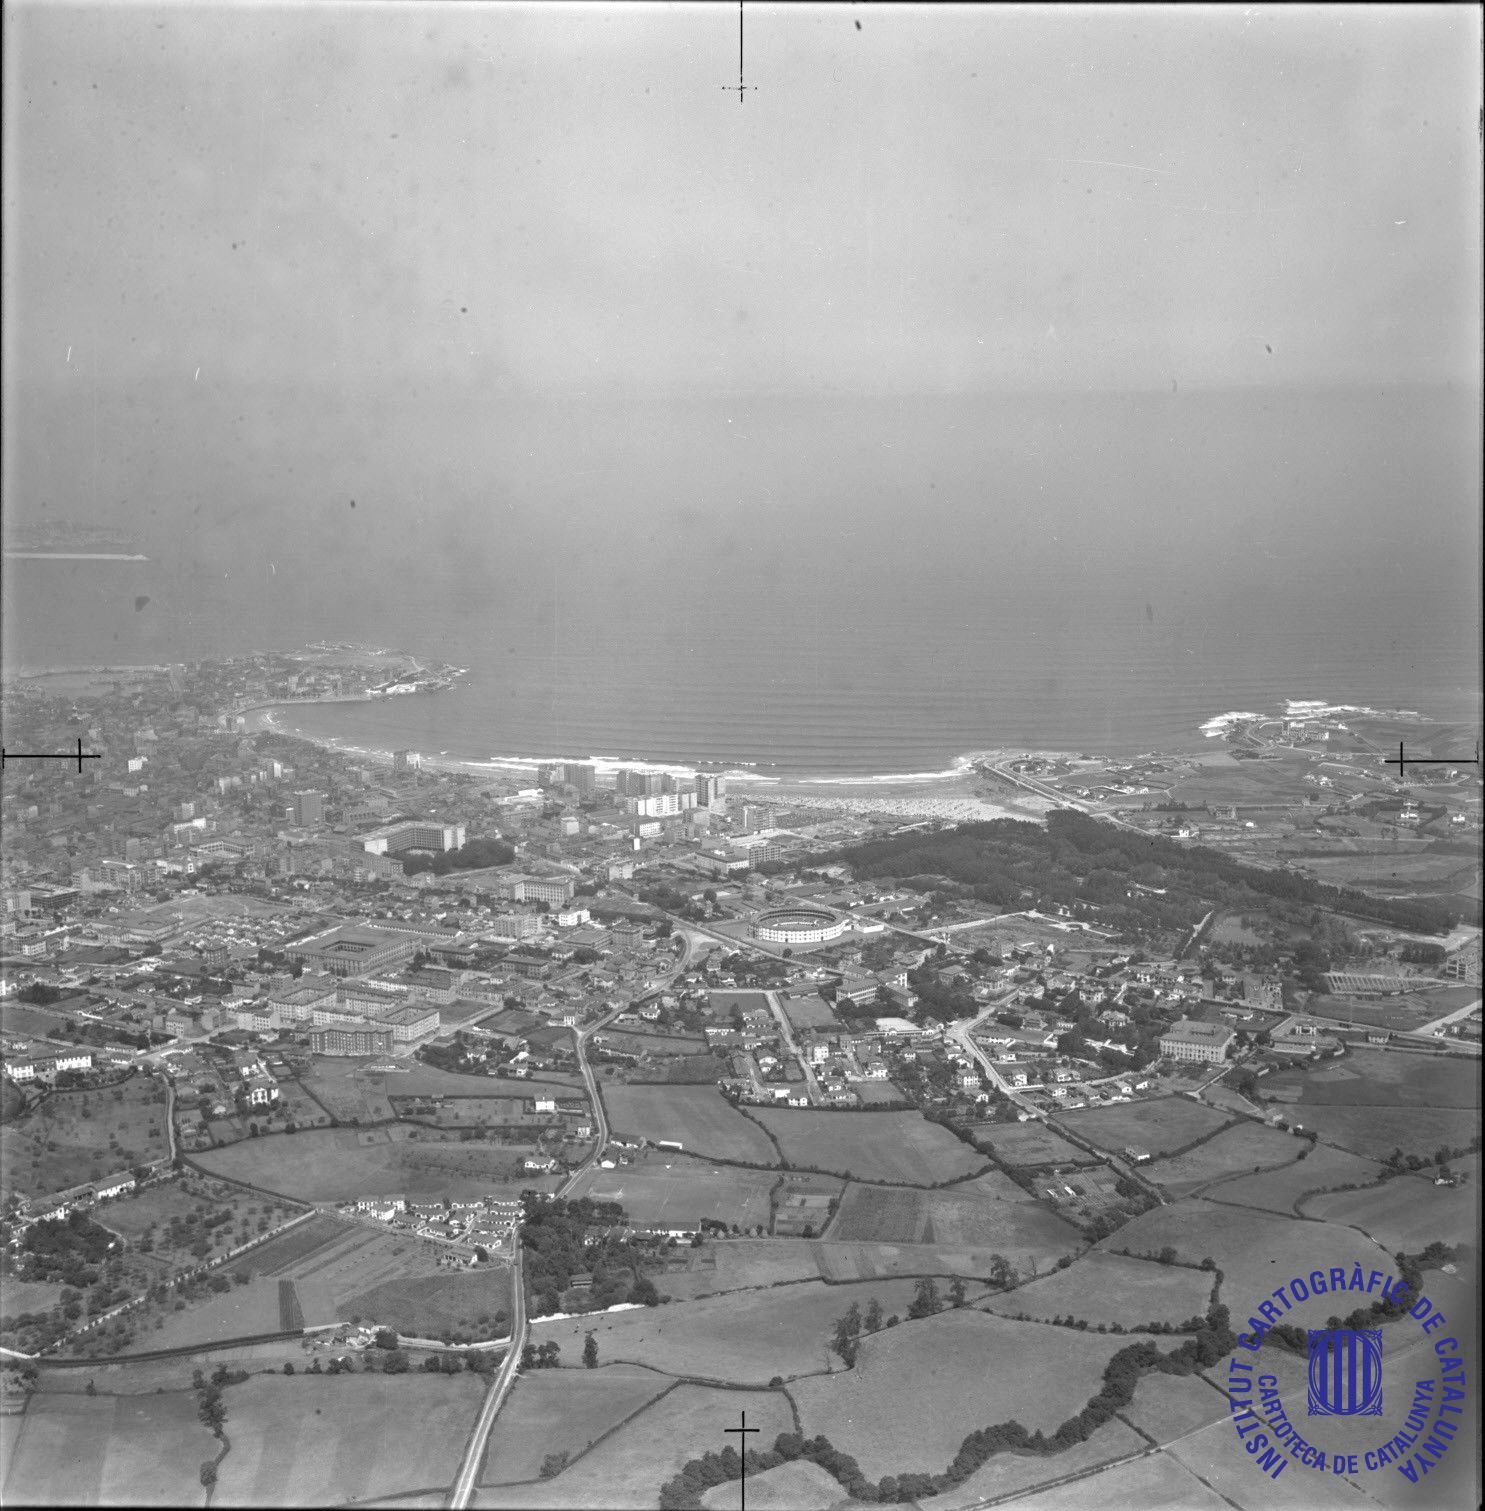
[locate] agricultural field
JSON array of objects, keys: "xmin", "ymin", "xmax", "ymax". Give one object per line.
[
  {"xmin": 567, "ymin": 1156, "xmax": 777, "ymax": 1233},
  {"xmin": 1098, "ymin": 1199, "xmax": 1397, "ymax": 1306},
  {"xmin": 246, "ymin": 1221, "xmax": 454, "ymax": 1330},
  {"xmin": 111, "ymin": 1277, "xmax": 287, "ymax": 1352},
  {"xmin": 974, "ymin": 1121, "xmax": 1090, "ymax": 1166},
  {"xmin": 651, "ymin": 1239, "xmax": 825, "ymax": 1300},
  {"xmin": 1269, "ymin": 1104, "xmax": 1479, "ymax": 1161},
  {"xmin": 918, "ymin": 1417, "xmax": 1147, "ymax": 1511},
  {"xmin": 814, "ymin": 1242, "xmax": 1013, "ymax": 1284},
  {"xmin": 629, "ymin": 1054, "xmax": 726, "ymax": 1084},
  {"xmin": 0, "ymin": 1072, "xmax": 170, "ymax": 1202},
  {"xmin": 1015, "ymin": 1451, "xmax": 1231, "ymax": 1510},
  {"xmin": 528, "ymin": 1277, "xmax": 927, "ymax": 1383},
  {"xmin": 480, "ymin": 1365, "xmax": 672, "ymax": 1485},
  {"xmin": 1303, "ymin": 1156, "xmax": 1480, "ymax": 1252},
  {"xmin": 1266, "ymin": 1048, "xmax": 1479, "ymax": 1110},
  {"xmin": 601, "ymin": 1085, "xmax": 780, "ymax": 1164},
  {"xmin": 983, "ymin": 1249, "xmax": 1212, "ymax": 1327},
  {"xmin": 378, "ymin": 1063, "xmax": 584, "ymax": 1099},
  {"xmin": 746, "ymin": 1108, "xmax": 987, "ymax": 1183},
  {"xmin": 295, "ymin": 1059, "xmax": 398, "ymax": 1123},
  {"xmin": 828, "ymin": 1182, "xmax": 1080, "ymax": 1272},
  {"xmin": 790, "ymin": 1309, "xmax": 1131, "ymax": 1481},
  {"xmin": 337, "ymin": 1267, "xmax": 513, "ymax": 1342},
  {"xmin": 1211, "ymin": 1144, "xmax": 1384, "ymax": 1215},
  {"xmin": 700, "ymin": 1459, "xmax": 844, "ymax": 1510},
  {"xmin": 192, "ymin": 1126, "xmax": 545, "ymax": 1202},
  {"xmin": 1120, "ymin": 1369, "xmax": 1231, "ymax": 1444},
  {"xmin": 0, "ymin": 1388, "xmax": 219, "ymax": 1506},
  {"xmin": 705, "ymin": 990, "xmax": 773, "ymax": 1016},
  {"xmin": 600, "ymin": 1029, "xmax": 709, "ymax": 1059},
  {"xmin": 475, "ymin": 1384, "xmax": 792, "ymax": 1511},
  {"xmin": 853, "ymin": 1078, "xmax": 908, "ymax": 1104},
  {"xmin": 1141, "ymin": 1121, "xmax": 1304, "ymax": 1195},
  {"xmin": 211, "ymin": 1372, "xmax": 487, "ymax": 1506},
  {"xmin": 1056, "ymin": 1097, "xmax": 1232, "ymax": 1157}
]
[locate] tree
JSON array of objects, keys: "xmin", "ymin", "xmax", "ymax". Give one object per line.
[
  {"xmin": 374, "ymin": 1328, "xmax": 399, "ymax": 1351},
  {"xmin": 583, "ymin": 1332, "xmax": 599, "ymax": 1369},
  {"xmin": 907, "ymin": 1278, "xmax": 942, "ymax": 1320},
  {"xmin": 948, "ymin": 1278, "xmax": 968, "ymax": 1308},
  {"xmin": 863, "ymin": 1297, "xmax": 883, "ymax": 1333}
]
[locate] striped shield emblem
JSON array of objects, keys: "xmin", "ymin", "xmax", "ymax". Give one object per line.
[{"xmin": 1308, "ymin": 1329, "xmax": 1384, "ymax": 1416}]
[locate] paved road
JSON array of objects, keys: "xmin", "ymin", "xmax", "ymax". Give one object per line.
[
  {"xmin": 763, "ymin": 989, "xmax": 824, "ymax": 1103},
  {"xmin": 447, "ymin": 1246, "xmax": 525, "ymax": 1509}
]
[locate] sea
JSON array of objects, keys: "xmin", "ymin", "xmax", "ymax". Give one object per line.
[{"xmin": 3, "ymin": 386, "xmax": 1479, "ymax": 779}]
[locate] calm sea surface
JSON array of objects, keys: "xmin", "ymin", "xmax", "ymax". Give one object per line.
[{"xmin": 4, "ymin": 388, "xmax": 1479, "ymax": 777}]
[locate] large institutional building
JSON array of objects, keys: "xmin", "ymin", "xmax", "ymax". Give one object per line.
[
  {"xmin": 359, "ymin": 819, "xmax": 466, "ymax": 856},
  {"xmin": 1158, "ymin": 1019, "xmax": 1236, "ymax": 1064}
]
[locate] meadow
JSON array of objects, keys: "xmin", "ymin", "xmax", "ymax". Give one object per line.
[
  {"xmin": 789, "ymin": 1308, "xmax": 1131, "ymax": 1480},
  {"xmin": 528, "ymin": 1277, "xmax": 927, "ymax": 1383},
  {"xmin": 210, "ymin": 1372, "xmax": 486, "ymax": 1505},
  {"xmin": 475, "ymin": 1385, "xmax": 792, "ymax": 1511},
  {"xmin": 0, "ymin": 1073, "xmax": 170, "ymax": 1202},
  {"xmin": 1267, "ymin": 1049, "xmax": 1479, "ymax": 1110},
  {"xmin": 828, "ymin": 1182, "xmax": 1079, "ymax": 1272},
  {"xmin": 0, "ymin": 1388, "xmax": 219, "ymax": 1507},
  {"xmin": 1099, "ymin": 1199, "xmax": 1397, "ymax": 1305},
  {"xmin": 983, "ymin": 1249, "xmax": 1211, "ymax": 1326},
  {"xmin": 1271, "ymin": 1104, "xmax": 1479, "ymax": 1160},
  {"xmin": 1141, "ymin": 1121, "xmax": 1303, "ymax": 1195},
  {"xmin": 746, "ymin": 1107, "xmax": 987, "ymax": 1183},
  {"xmin": 1120, "ymin": 1369, "xmax": 1232, "ymax": 1444},
  {"xmin": 118, "ymin": 1278, "xmax": 287, "ymax": 1352},
  {"xmin": 974, "ymin": 1121, "xmax": 1089, "ymax": 1166},
  {"xmin": 338, "ymin": 1267, "xmax": 513, "ymax": 1342},
  {"xmin": 192, "ymin": 1126, "xmax": 538, "ymax": 1201},
  {"xmin": 568, "ymin": 1157, "xmax": 777, "ymax": 1233},
  {"xmin": 479, "ymin": 1365, "xmax": 672, "ymax": 1485},
  {"xmin": 1210, "ymin": 1143, "xmax": 1384, "ymax": 1215},
  {"xmin": 1303, "ymin": 1157, "xmax": 1480, "ymax": 1251},
  {"xmin": 1016, "ymin": 1451, "xmax": 1232, "ymax": 1510},
  {"xmin": 652, "ymin": 1239, "xmax": 825, "ymax": 1300},
  {"xmin": 700, "ymin": 1460, "xmax": 844, "ymax": 1510},
  {"xmin": 601, "ymin": 1085, "xmax": 780, "ymax": 1164},
  {"xmin": 1056, "ymin": 1097, "xmax": 1231, "ymax": 1157}
]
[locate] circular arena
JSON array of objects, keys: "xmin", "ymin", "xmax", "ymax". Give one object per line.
[{"xmin": 752, "ymin": 907, "xmax": 848, "ymax": 945}]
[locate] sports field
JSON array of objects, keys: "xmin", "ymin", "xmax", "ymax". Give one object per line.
[
  {"xmin": 337, "ymin": 1267, "xmax": 513, "ymax": 1341},
  {"xmin": 1056, "ymin": 1097, "xmax": 1231, "ymax": 1157},
  {"xmin": 747, "ymin": 1108, "xmax": 987, "ymax": 1183},
  {"xmin": 790, "ymin": 1309, "xmax": 1131, "ymax": 1480},
  {"xmin": 480, "ymin": 1365, "xmax": 672, "ymax": 1484},
  {"xmin": 983, "ymin": 1248, "xmax": 1211, "ymax": 1327},
  {"xmin": 1141, "ymin": 1121, "xmax": 1302, "ymax": 1195},
  {"xmin": 602, "ymin": 1085, "xmax": 780, "ymax": 1164},
  {"xmin": 829, "ymin": 1182, "xmax": 1080, "ymax": 1271},
  {"xmin": 1098, "ymin": 1199, "xmax": 1397, "ymax": 1306},
  {"xmin": 193, "ymin": 1126, "xmax": 535, "ymax": 1201},
  {"xmin": 777, "ymin": 994, "xmax": 840, "ymax": 1031},
  {"xmin": 475, "ymin": 1385, "xmax": 792, "ymax": 1511},
  {"xmin": 528, "ymin": 1277, "xmax": 926, "ymax": 1383},
  {"xmin": 567, "ymin": 1157, "xmax": 777, "ymax": 1232},
  {"xmin": 211, "ymin": 1372, "xmax": 486, "ymax": 1505},
  {"xmin": 974, "ymin": 1121, "xmax": 1089, "ymax": 1166},
  {"xmin": 1211, "ymin": 1143, "xmax": 1383, "ymax": 1215},
  {"xmin": 0, "ymin": 1389, "xmax": 219, "ymax": 1506}
]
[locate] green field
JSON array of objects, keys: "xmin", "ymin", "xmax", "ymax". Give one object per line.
[
  {"xmin": 790, "ymin": 1309, "xmax": 1131, "ymax": 1480},
  {"xmin": 1303, "ymin": 1156, "xmax": 1481, "ymax": 1251},
  {"xmin": 480, "ymin": 1365, "xmax": 672, "ymax": 1484},
  {"xmin": 602, "ymin": 1085, "xmax": 780, "ymax": 1164},
  {"xmin": 974, "ymin": 1121, "xmax": 1089, "ymax": 1166},
  {"xmin": 0, "ymin": 1073, "xmax": 170, "ymax": 1202},
  {"xmin": 1120, "ymin": 1369, "xmax": 1231, "ymax": 1444},
  {"xmin": 828, "ymin": 1181, "xmax": 1080, "ymax": 1272},
  {"xmin": 211, "ymin": 1372, "xmax": 486, "ymax": 1505},
  {"xmin": 1271, "ymin": 1103, "xmax": 1480, "ymax": 1160},
  {"xmin": 1, "ymin": 1389, "xmax": 219, "ymax": 1506},
  {"xmin": 1056, "ymin": 1097, "xmax": 1231, "ymax": 1157},
  {"xmin": 777, "ymin": 995, "xmax": 840, "ymax": 1031},
  {"xmin": 651, "ymin": 1239, "xmax": 826, "ymax": 1300},
  {"xmin": 337, "ymin": 1267, "xmax": 513, "ymax": 1341},
  {"xmin": 567, "ymin": 1156, "xmax": 777, "ymax": 1232},
  {"xmin": 475, "ymin": 1385, "xmax": 793, "ymax": 1511},
  {"xmin": 701, "ymin": 1458, "xmax": 845, "ymax": 1510},
  {"xmin": 240, "ymin": 1214, "xmax": 358, "ymax": 1275},
  {"xmin": 983, "ymin": 1248, "xmax": 1212, "ymax": 1327},
  {"xmin": 1210, "ymin": 1143, "xmax": 1384, "ymax": 1215},
  {"xmin": 1098, "ymin": 1199, "xmax": 1398, "ymax": 1309},
  {"xmin": 529, "ymin": 1277, "xmax": 928, "ymax": 1383},
  {"xmin": 1015, "ymin": 1450, "xmax": 1232, "ymax": 1510},
  {"xmin": 1141, "ymin": 1120, "xmax": 1303, "ymax": 1195},
  {"xmin": 746, "ymin": 1108, "xmax": 987, "ymax": 1183},
  {"xmin": 192, "ymin": 1126, "xmax": 543, "ymax": 1201},
  {"xmin": 104, "ymin": 1277, "xmax": 287, "ymax": 1353}
]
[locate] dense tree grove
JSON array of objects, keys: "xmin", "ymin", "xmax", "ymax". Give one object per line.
[
  {"xmin": 518, "ymin": 1194, "xmax": 663, "ymax": 1315},
  {"xmin": 400, "ymin": 836, "xmax": 515, "ymax": 877},
  {"xmin": 822, "ymin": 810, "xmax": 1456, "ymax": 937}
]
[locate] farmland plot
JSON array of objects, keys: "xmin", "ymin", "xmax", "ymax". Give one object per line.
[
  {"xmin": 747, "ymin": 1107, "xmax": 986, "ymax": 1183},
  {"xmin": 602, "ymin": 1085, "xmax": 780, "ymax": 1164},
  {"xmin": 1142, "ymin": 1121, "xmax": 1303, "ymax": 1195},
  {"xmin": 983, "ymin": 1249, "xmax": 1212, "ymax": 1327},
  {"xmin": 1057, "ymin": 1097, "xmax": 1230, "ymax": 1157}
]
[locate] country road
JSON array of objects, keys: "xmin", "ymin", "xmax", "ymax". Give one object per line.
[{"xmin": 447, "ymin": 1247, "xmax": 525, "ymax": 1508}]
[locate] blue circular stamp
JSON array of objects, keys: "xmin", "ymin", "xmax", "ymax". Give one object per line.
[{"xmin": 1225, "ymin": 1261, "xmax": 1469, "ymax": 1487}]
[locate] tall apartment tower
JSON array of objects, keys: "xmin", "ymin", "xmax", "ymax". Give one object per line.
[
  {"xmin": 564, "ymin": 763, "xmax": 597, "ymax": 799},
  {"xmin": 294, "ymin": 790, "xmax": 325, "ymax": 827},
  {"xmin": 696, "ymin": 772, "xmax": 727, "ymax": 808}
]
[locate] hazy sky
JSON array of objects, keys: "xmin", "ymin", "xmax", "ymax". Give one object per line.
[{"xmin": 4, "ymin": 1, "xmax": 1481, "ymax": 406}]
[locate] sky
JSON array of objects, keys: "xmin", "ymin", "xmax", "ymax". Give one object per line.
[{"xmin": 3, "ymin": 1, "xmax": 1480, "ymax": 409}]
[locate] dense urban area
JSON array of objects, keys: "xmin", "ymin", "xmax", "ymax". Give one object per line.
[{"xmin": 1, "ymin": 648, "xmax": 1479, "ymax": 1508}]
